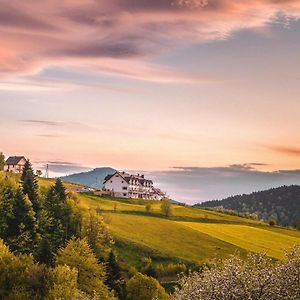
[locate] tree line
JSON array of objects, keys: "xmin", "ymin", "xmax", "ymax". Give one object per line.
[{"xmin": 196, "ymin": 185, "xmax": 300, "ymax": 228}]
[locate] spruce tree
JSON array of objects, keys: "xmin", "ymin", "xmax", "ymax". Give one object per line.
[
  {"xmin": 3, "ymin": 188, "xmax": 37, "ymax": 254},
  {"xmin": 106, "ymin": 250, "xmax": 121, "ymax": 286},
  {"xmin": 21, "ymin": 160, "xmax": 40, "ymax": 213},
  {"xmin": 41, "ymin": 179, "xmax": 73, "ymax": 260}
]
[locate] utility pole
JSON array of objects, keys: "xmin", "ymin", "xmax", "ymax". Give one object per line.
[{"xmin": 45, "ymin": 164, "xmax": 49, "ymax": 178}]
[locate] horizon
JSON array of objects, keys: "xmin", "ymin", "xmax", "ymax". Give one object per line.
[{"xmin": 1, "ymin": 1, "xmax": 300, "ymax": 203}]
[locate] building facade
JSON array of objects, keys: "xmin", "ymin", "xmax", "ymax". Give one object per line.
[
  {"xmin": 103, "ymin": 171, "xmax": 165, "ymax": 200},
  {"xmin": 4, "ymin": 156, "xmax": 27, "ymax": 173}
]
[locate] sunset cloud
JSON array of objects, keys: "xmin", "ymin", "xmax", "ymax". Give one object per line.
[
  {"xmin": 268, "ymin": 145, "xmax": 300, "ymax": 156},
  {"xmin": 1, "ymin": 0, "xmax": 300, "ymax": 81}
]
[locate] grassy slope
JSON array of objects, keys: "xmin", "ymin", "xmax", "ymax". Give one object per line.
[
  {"xmin": 33, "ymin": 178, "xmax": 300, "ymax": 266},
  {"xmin": 76, "ymin": 194, "xmax": 300, "ymax": 265},
  {"xmin": 179, "ymin": 223, "xmax": 300, "ymax": 260}
]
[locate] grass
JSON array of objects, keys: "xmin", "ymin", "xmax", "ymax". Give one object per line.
[
  {"xmin": 106, "ymin": 213, "xmax": 248, "ymax": 264},
  {"xmin": 179, "ymin": 222, "xmax": 300, "ymax": 259},
  {"xmin": 20, "ymin": 176, "xmax": 300, "ymax": 266}
]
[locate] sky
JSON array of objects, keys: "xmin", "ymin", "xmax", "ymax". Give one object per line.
[{"xmin": 1, "ymin": 0, "xmax": 300, "ymax": 203}]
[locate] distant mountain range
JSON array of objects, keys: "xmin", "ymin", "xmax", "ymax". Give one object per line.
[
  {"xmin": 60, "ymin": 167, "xmax": 116, "ymax": 189},
  {"xmin": 195, "ymin": 185, "xmax": 300, "ymax": 227}
]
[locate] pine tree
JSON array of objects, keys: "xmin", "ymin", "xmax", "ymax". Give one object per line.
[
  {"xmin": 21, "ymin": 160, "xmax": 40, "ymax": 213},
  {"xmin": 40, "ymin": 179, "xmax": 74, "ymax": 260},
  {"xmin": 0, "ymin": 187, "xmax": 37, "ymax": 254},
  {"xmin": 106, "ymin": 250, "xmax": 121, "ymax": 286}
]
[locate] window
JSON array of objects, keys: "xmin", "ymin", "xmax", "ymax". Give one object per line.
[
  {"xmin": 121, "ymin": 180, "xmax": 124, "ymax": 183},
  {"xmin": 123, "ymin": 187, "xmax": 127, "ymax": 190},
  {"xmin": 110, "ymin": 180, "xmax": 112, "ymax": 183},
  {"xmin": 123, "ymin": 193, "xmax": 127, "ymax": 197}
]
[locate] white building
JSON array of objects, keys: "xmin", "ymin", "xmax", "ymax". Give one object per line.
[
  {"xmin": 103, "ymin": 171, "xmax": 165, "ymax": 200},
  {"xmin": 4, "ymin": 156, "xmax": 27, "ymax": 173}
]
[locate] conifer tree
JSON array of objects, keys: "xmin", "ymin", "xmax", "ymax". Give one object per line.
[
  {"xmin": 106, "ymin": 250, "xmax": 121, "ymax": 286},
  {"xmin": 21, "ymin": 160, "xmax": 40, "ymax": 213},
  {"xmin": 0, "ymin": 152, "xmax": 5, "ymax": 171},
  {"xmin": 9, "ymin": 189, "xmax": 37, "ymax": 254}
]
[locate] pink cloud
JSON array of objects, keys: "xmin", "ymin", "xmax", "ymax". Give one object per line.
[{"xmin": 1, "ymin": 0, "xmax": 300, "ymax": 82}]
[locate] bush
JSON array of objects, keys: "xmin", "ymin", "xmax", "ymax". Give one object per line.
[
  {"xmin": 173, "ymin": 246, "xmax": 300, "ymax": 300},
  {"xmin": 160, "ymin": 199, "xmax": 173, "ymax": 217},
  {"xmin": 126, "ymin": 273, "xmax": 169, "ymax": 300}
]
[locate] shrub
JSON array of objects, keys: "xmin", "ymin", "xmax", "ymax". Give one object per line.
[{"xmin": 173, "ymin": 246, "xmax": 300, "ymax": 300}]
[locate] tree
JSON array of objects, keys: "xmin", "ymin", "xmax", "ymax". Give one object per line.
[
  {"xmin": 0, "ymin": 239, "xmax": 46, "ymax": 299},
  {"xmin": 145, "ymin": 203, "xmax": 152, "ymax": 213},
  {"xmin": 160, "ymin": 199, "xmax": 173, "ymax": 217},
  {"xmin": 45, "ymin": 265, "xmax": 80, "ymax": 300},
  {"xmin": 0, "ymin": 186, "xmax": 37, "ymax": 254},
  {"xmin": 106, "ymin": 250, "xmax": 125, "ymax": 298},
  {"xmin": 173, "ymin": 247, "xmax": 300, "ymax": 300},
  {"xmin": 0, "ymin": 152, "xmax": 5, "ymax": 171},
  {"xmin": 56, "ymin": 238, "xmax": 115, "ymax": 299},
  {"xmin": 42, "ymin": 179, "xmax": 73, "ymax": 248},
  {"xmin": 82, "ymin": 210, "xmax": 113, "ymax": 260},
  {"xmin": 126, "ymin": 273, "xmax": 169, "ymax": 300},
  {"xmin": 21, "ymin": 160, "xmax": 40, "ymax": 213},
  {"xmin": 36, "ymin": 170, "xmax": 43, "ymax": 177}
]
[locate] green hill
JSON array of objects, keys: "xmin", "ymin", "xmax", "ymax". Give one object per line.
[
  {"xmin": 196, "ymin": 185, "xmax": 300, "ymax": 227},
  {"xmin": 31, "ymin": 177, "xmax": 300, "ymax": 276}
]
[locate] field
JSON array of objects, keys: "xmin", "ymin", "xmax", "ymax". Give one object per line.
[
  {"xmin": 179, "ymin": 223, "xmax": 300, "ymax": 259},
  {"xmin": 34, "ymin": 178, "xmax": 300, "ymax": 271},
  {"xmin": 72, "ymin": 192, "xmax": 300, "ymax": 267}
]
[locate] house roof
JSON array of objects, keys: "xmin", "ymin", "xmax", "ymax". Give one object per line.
[
  {"xmin": 6, "ymin": 156, "xmax": 26, "ymax": 165},
  {"xmin": 103, "ymin": 171, "xmax": 153, "ymax": 185}
]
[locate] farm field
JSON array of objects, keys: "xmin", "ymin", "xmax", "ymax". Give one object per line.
[{"xmin": 179, "ymin": 222, "xmax": 300, "ymax": 259}]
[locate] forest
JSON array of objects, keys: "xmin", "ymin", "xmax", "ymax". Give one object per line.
[{"xmin": 196, "ymin": 185, "xmax": 300, "ymax": 227}]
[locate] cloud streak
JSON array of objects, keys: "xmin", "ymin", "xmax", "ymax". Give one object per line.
[
  {"xmin": 1, "ymin": 0, "xmax": 300, "ymax": 82},
  {"xmin": 147, "ymin": 164, "xmax": 300, "ymax": 203}
]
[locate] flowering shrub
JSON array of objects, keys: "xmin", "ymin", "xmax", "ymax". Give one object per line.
[{"xmin": 173, "ymin": 246, "xmax": 300, "ymax": 300}]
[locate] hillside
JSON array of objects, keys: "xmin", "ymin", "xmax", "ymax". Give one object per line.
[
  {"xmin": 1, "ymin": 172, "xmax": 300, "ymax": 286},
  {"xmin": 72, "ymin": 192, "xmax": 300, "ymax": 270},
  {"xmin": 196, "ymin": 185, "xmax": 300, "ymax": 227},
  {"xmin": 60, "ymin": 167, "xmax": 116, "ymax": 189}
]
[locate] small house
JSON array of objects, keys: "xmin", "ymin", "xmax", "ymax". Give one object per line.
[{"xmin": 4, "ymin": 156, "xmax": 27, "ymax": 173}]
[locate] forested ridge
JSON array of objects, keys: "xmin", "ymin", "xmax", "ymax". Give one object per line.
[{"xmin": 196, "ymin": 185, "xmax": 300, "ymax": 227}]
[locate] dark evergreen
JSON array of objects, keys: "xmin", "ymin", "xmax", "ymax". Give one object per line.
[
  {"xmin": 21, "ymin": 160, "xmax": 40, "ymax": 213},
  {"xmin": 106, "ymin": 250, "xmax": 126, "ymax": 299},
  {"xmin": 0, "ymin": 187, "xmax": 37, "ymax": 254}
]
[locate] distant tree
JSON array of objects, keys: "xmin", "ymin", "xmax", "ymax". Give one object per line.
[
  {"xmin": 269, "ymin": 219, "xmax": 276, "ymax": 226},
  {"xmin": 0, "ymin": 152, "xmax": 5, "ymax": 171},
  {"xmin": 21, "ymin": 160, "xmax": 40, "ymax": 213},
  {"xmin": 145, "ymin": 203, "xmax": 152, "ymax": 213},
  {"xmin": 82, "ymin": 210, "xmax": 114, "ymax": 260},
  {"xmin": 295, "ymin": 220, "xmax": 300, "ymax": 231},
  {"xmin": 126, "ymin": 273, "xmax": 169, "ymax": 300},
  {"xmin": 36, "ymin": 170, "xmax": 43, "ymax": 177},
  {"xmin": 56, "ymin": 238, "xmax": 115, "ymax": 299},
  {"xmin": 160, "ymin": 199, "xmax": 173, "ymax": 217},
  {"xmin": 113, "ymin": 203, "xmax": 118, "ymax": 212}
]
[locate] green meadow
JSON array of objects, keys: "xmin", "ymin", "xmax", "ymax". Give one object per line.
[
  {"xmin": 34, "ymin": 178, "xmax": 300, "ymax": 268},
  {"xmin": 70, "ymin": 191, "xmax": 300, "ymax": 268}
]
